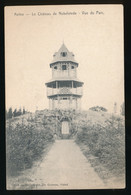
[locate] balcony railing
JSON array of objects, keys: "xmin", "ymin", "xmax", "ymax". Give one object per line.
[{"xmin": 47, "ymin": 87, "xmax": 83, "ymax": 97}]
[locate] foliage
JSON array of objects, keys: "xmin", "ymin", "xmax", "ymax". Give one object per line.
[
  {"xmin": 75, "ymin": 113, "xmax": 125, "ymax": 179},
  {"xmin": 120, "ymin": 102, "xmax": 125, "ymax": 116},
  {"xmin": 6, "ymin": 107, "xmax": 28, "ymax": 119},
  {"xmin": 6, "ymin": 108, "xmax": 125, "ymax": 182},
  {"xmin": 89, "ymin": 106, "xmax": 107, "ymax": 112},
  {"xmin": 6, "ymin": 107, "xmax": 13, "ymax": 119},
  {"xmin": 6, "ymin": 112, "xmax": 54, "ymax": 177}
]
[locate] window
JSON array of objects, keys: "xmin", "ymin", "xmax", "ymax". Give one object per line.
[
  {"xmin": 54, "ymin": 66, "xmax": 57, "ymax": 69},
  {"xmin": 62, "ymin": 65, "xmax": 67, "ymax": 70},
  {"xmin": 61, "ymin": 52, "xmax": 67, "ymax": 57},
  {"xmin": 71, "ymin": 66, "xmax": 74, "ymax": 69},
  {"xmin": 63, "ymin": 97, "xmax": 67, "ymax": 100}
]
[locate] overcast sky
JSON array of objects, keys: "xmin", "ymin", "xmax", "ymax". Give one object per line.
[{"xmin": 5, "ymin": 5, "xmax": 124, "ymax": 113}]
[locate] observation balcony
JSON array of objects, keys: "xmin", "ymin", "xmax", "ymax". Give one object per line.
[{"xmin": 47, "ymin": 87, "xmax": 83, "ymax": 97}]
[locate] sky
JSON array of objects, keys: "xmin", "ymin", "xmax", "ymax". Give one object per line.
[{"xmin": 5, "ymin": 5, "xmax": 124, "ymax": 113}]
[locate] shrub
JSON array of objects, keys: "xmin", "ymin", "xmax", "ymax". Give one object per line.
[
  {"xmin": 6, "ymin": 114, "xmax": 54, "ymax": 177},
  {"xmin": 89, "ymin": 106, "xmax": 107, "ymax": 112},
  {"xmin": 75, "ymin": 114, "xmax": 125, "ymax": 179}
]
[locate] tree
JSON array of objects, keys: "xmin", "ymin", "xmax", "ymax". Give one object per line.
[
  {"xmin": 17, "ymin": 108, "xmax": 22, "ymax": 116},
  {"xmin": 13, "ymin": 108, "xmax": 17, "ymax": 117},
  {"xmin": 114, "ymin": 102, "xmax": 117, "ymax": 113},
  {"xmin": 120, "ymin": 102, "xmax": 125, "ymax": 116},
  {"xmin": 89, "ymin": 106, "xmax": 107, "ymax": 112},
  {"xmin": 7, "ymin": 107, "xmax": 13, "ymax": 119},
  {"xmin": 6, "ymin": 109, "xmax": 8, "ymax": 119},
  {"xmin": 23, "ymin": 107, "xmax": 26, "ymax": 115}
]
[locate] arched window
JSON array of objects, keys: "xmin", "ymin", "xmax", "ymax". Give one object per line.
[
  {"xmin": 54, "ymin": 66, "xmax": 57, "ymax": 69},
  {"xmin": 61, "ymin": 52, "xmax": 67, "ymax": 57},
  {"xmin": 71, "ymin": 66, "xmax": 74, "ymax": 69}
]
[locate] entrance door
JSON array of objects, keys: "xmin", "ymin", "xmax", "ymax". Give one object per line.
[{"xmin": 61, "ymin": 121, "xmax": 69, "ymax": 135}]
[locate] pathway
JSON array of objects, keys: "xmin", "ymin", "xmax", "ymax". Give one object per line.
[{"xmin": 7, "ymin": 140, "xmax": 107, "ymax": 190}]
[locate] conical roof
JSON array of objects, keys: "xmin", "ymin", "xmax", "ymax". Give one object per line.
[{"xmin": 50, "ymin": 43, "xmax": 78, "ymax": 66}]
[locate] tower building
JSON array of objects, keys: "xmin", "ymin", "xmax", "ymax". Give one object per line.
[{"xmin": 45, "ymin": 43, "xmax": 84, "ymax": 110}]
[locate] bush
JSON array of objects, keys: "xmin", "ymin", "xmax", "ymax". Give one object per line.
[
  {"xmin": 75, "ymin": 114, "xmax": 125, "ymax": 179},
  {"xmin": 6, "ymin": 114, "xmax": 54, "ymax": 177},
  {"xmin": 89, "ymin": 106, "xmax": 107, "ymax": 112}
]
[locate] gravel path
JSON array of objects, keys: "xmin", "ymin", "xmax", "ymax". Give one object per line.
[{"xmin": 7, "ymin": 140, "xmax": 107, "ymax": 190}]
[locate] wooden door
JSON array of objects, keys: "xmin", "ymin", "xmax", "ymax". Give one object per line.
[{"xmin": 61, "ymin": 121, "xmax": 69, "ymax": 135}]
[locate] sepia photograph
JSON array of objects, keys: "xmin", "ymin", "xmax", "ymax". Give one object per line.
[{"xmin": 5, "ymin": 5, "xmax": 125, "ymax": 190}]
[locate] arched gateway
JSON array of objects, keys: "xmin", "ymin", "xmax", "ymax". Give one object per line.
[{"xmin": 60, "ymin": 116, "xmax": 70, "ymax": 139}]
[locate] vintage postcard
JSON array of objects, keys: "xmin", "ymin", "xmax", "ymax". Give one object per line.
[{"xmin": 5, "ymin": 5, "xmax": 125, "ymax": 190}]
